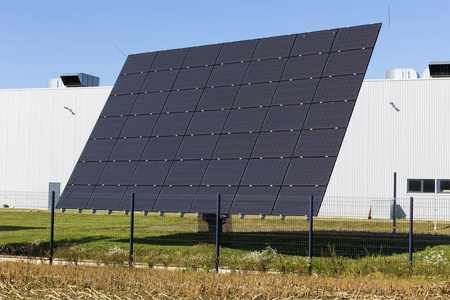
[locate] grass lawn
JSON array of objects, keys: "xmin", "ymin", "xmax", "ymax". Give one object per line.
[{"xmin": 1, "ymin": 208, "xmax": 450, "ymax": 279}]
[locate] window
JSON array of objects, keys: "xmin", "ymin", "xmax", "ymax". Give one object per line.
[
  {"xmin": 407, "ymin": 179, "xmax": 435, "ymax": 193},
  {"xmin": 437, "ymin": 179, "xmax": 450, "ymax": 193}
]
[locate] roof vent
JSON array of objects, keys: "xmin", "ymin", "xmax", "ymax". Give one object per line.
[
  {"xmin": 429, "ymin": 62, "xmax": 450, "ymax": 78},
  {"xmin": 60, "ymin": 73, "xmax": 100, "ymax": 87}
]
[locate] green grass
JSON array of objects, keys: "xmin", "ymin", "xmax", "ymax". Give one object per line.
[{"xmin": 1, "ymin": 208, "xmax": 450, "ymax": 278}]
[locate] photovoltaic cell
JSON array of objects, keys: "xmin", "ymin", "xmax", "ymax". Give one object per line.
[
  {"xmin": 190, "ymin": 186, "xmax": 237, "ymax": 213},
  {"xmin": 162, "ymin": 89, "xmax": 203, "ymax": 113},
  {"xmin": 119, "ymin": 114, "xmax": 158, "ymax": 137},
  {"xmin": 130, "ymin": 92, "xmax": 168, "ymax": 114},
  {"xmin": 216, "ymin": 39, "xmax": 258, "ymax": 64},
  {"xmin": 313, "ymin": 74, "xmax": 364, "ymax": 102},
  {"xmin": 57, "ymin": 185, "xmax": 95, "ymax": 209},
  {"xmin": 207, "ymin": 62, "xmax": 249, "ymax": 86},
  {"xmin": 67, "ymin": 162, "xmax": 106, "ymax": 185},
  {"xmin": 89, "ymin": 185, "xmax": 127, "ymax": 210},
  {"xmin": 271, "ymin": 79, "xmax": 319, "ymax": 105},
  {"xmin": 186, "ymin": 110, "xmax": 228, "ymax": 134},
  {"xmin": 197, "ymin": 86, "xmax": 239, "ymax": 110},
  {"xmin": 89, "ymin": 117, "xmax": 126, "ymax": 139},
  {"xmin": 172, "ymin": 66, "xmax": 213, "ymax": 90},
  {"xmin": 152, "ymin": 112, "xmax": 193, "ymax": 136},
  {"xmin": 130, "ymin": 161, "xmax": 172, "ymax": 185},
  {"xmin": 272, "ymin": 186, "xmax": 326, "ymax": 216},
  {"xmin": 153, "ymin": 186, "xmax": 198, "ymax": 213},
  {"xmin": 150, "ymin": 48, "xmax": 188, "ymax": 71},
  {"xmin": 111, "ymin": 73, "xmax": 147, "ymax": 95},
  {"xmin": 164, "ymin": 160, "xmax": 209, "ymax": 185},
  {"xmin": 97, "ymin": 161, "xmax": 138, "ymax": 185},
  {"xmin": 242, "ymin": 58, "xmax": 287, "ymax": 83},
  {"xmin": 230, "ymin": 187, "xmax": 280, "ymax": 215},
  {"xmin": 100, "ymin": 95, "xmax": 137, "ymax": 117},
  {"xmin": 241, "ymin": 158, "xmax": 289, "ymax": 185},
  {"xmin": 281, "ymin": 54, "xmax": 328, "ymax": 80},
  {"xmin": 253, "ymin": 34, "xmax": 296, "ymax": 60},
  {"xmin": 261, "ymin": 105, "xmax": 309, "ymax": 131},
  {"xmin": 201, "ymin": 159, "xmax": 248, "ymax": 185},
  {"xmin": 182, "ymin": 44, "xmax": 222, "ymax": 68},
  {"xmin": 283, "ymin": 157, "xmax": 336, "ymax": 186},
  {"xmin": 120, "ymin": 52, "xmax": 157, "ymax": 74},
  {"xmin": 331, "ymin": 23, "xmax": 381, "ymax": 51},
  {"xmin": 175, "ymin": 135, "xmax": 219, "ymax": 159},
  {"xmin": 304, "ymin": 101, "xmax": 355, "ymax": 129},
  {"xmin": 223, "ymin": 107, "xmax": 268, "ymax": 133},
  {"xmin": 59, "ymin": 23, "xmax": 381, "ymax": 216},
  {"xmin": 141, "ymin": 70, "xmax": 179, "ymax": 92},
  {"xmin": 294, "ymin": 129, "xmax": 346, "ymax": 157},
  {"xmin": 233, "ymin": 82, "xmax": 277, "ymax": 108},
  {"xmin": 323, "ymin": 49, "xmax": 373, "ymax": 76},
  {"xmin": 212, "ymin": 133, "xmax": 257, "ymax": 159},
  {"xmin": 118, "ymin": 186, "xmax": 161, "ymax": 211},
  {"xmin": 291, "ymin": 30, "xmax": 336, "ymax": 56},
  {"xmin": 141, "ymin": 136, "xmax": 182, "ymax": 160},
  {"xmin": 109, "ymin": 137, "xmax": 148, "ymax": 161},
  {"xmin": 252, "ymin": 131, "xmax": 300, "ymax": 158},
  {"xmin": 79, "ymin": 139, "xmax": 115, "ymax": 162}
]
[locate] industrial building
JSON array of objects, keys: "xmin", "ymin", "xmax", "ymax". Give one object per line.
[{"xmin": 1, "ymin": 67, "xmax": 449, "ymax": 218}]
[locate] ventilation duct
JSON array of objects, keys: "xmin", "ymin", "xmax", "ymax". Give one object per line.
[
  {"xmin": 60, "ymin": 73, "xmax": 100, "ymax": 87},
  {"xmin": 429, "ymin": 62, "xmax": 450, "ymax": 78}
]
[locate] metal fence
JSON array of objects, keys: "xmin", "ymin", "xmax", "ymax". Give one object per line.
[{"xmin": 1, "ymin": 193, "xmax": 450, "ymax": 272}]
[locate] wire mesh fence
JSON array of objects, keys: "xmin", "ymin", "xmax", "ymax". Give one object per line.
[{"xmin": 1, "ymin": 194, "xmax": 450, "ymax": 271}]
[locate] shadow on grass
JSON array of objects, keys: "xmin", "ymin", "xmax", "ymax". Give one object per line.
[
  {"xmin": 118, "ymin": 230, "xmax": 450, "ymax": 257},
  {"xmin": 0, "ymin": 225, "xmax": 46, "ymax": 231}
]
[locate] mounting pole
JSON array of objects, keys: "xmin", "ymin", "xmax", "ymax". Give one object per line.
[
  {"xmin": 129, "ymin": 192, "xmax": 135, "ymax": 267},
  {"xmin": 409, "ymin": 197, "xmax": 414, "ymax": 272},
  {"xmin": 393, "ymin": 172, "xmax": 397, "ymax": 234},
  {"xmin": 49, "ymin": 191, "xmax": 55, "ymax": 265},
  {"xmin": 308, "ymin": 195, "xmax": 313, "ymax": 276},
  {"xmin": 215, "ymin": 194, "xmax": 221, "ymax": 273}
]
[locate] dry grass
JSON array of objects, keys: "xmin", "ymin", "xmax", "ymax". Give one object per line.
[{"xmin": 1, "ymin": 261, "xmax": 449, "ymax": 299}]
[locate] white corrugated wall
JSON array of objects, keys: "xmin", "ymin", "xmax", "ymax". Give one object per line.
[
  {"xmin": 0, "ymin": 87, "xmax": 111, "ymax": 208},
  {"xmin": 322, "ymin": 78, "xmax": 450, "ymax": 219}
]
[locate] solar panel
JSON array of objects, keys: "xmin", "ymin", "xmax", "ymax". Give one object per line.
[
  {"xmin": 190, "ymin": 186, "xmax": 237, "ymax": 213},
  {"xmin": 150, "ymin": 48, "xmax": 188, "ymax": 71},
  {"xmin": 79, "ymin": 139, "xmax": 116, "ymax": 162},
  {"xmin": 100, "ymin": 95, "xmax": 137, "ymax": 117},
  {"xmin": 109, "ymin": 138, "xmax": 148, "ymax": 161},
  {"xmin": 197, "ymin": 86, "xmax": 239, "ymax": 110},
  {"xmin": 253, "ymin": 34, "xmax": 296, "ymax": 60},
  {"xmin": 130, "ymin": 92, "xmax": 169, "ymax": 114},
  {"xmin": 89, "ymin": 185, "xmax": 128, "ymax": 210},
  {"xmin": 252, "ymin": 131, "xmax": 300, "ymax": 158},
  {"xmin": 176, "ymin": 135, "xmax": 219, "ymax": 159},
  {"xmin": 120, "ymin": 114, "xmax": 158, "ymax": 137},
  {"xmin": 233, "ymin": 82, "xmax": 277, "ymax": 108},
  {"xmin": 223, "ymin": 107, "xmax": 268, "ymax": 133},
  {"xmin": 201, "ymin": 159, "xmax": 248, "ymax": 185},
  {"xmin": 120, "ymin": 52, "xmax": 157, "ymax": 74},
  {"xmin": 58, "ymin": 23, "xmax": 381, "ymax": 216},
  {"xmin": 162, "ymin": 89, "xmax": 203, "ymax": 113}
]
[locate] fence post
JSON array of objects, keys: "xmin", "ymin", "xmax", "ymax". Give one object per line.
[
  {"xmin": 409, "ymin": 197, "xmax": 413, "ymax": 272},
  {"xmin": 215, "ymin": 194, "xmax": 221, "ymax": 273},
  {"xmin": 129, "ymin": 192, "xmax": 135, "ymax": 268},
  {"xmin": 49, "ymin": 191, "xmax": 55, "ymax": 265},
  {"xmin": 393, "ymin": 172, "xmax": 397, "ymax": 235},
  {"xmin": 308, "ymin": 195, "xmax": 313, "ymax": 276}
]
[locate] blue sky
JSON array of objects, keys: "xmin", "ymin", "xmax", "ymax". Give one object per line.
[{"xmin": 1, "ymin": 0, "xmax": 449, "ymax": 89}]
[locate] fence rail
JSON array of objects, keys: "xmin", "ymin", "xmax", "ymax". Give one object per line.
[{"xmin": 1, "ymin": 194, "xmax": 450, "ymax": 273}]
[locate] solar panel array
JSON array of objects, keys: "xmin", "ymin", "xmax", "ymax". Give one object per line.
[{"xmin": 57, "ymin": 23, "xmax": 381, "ymax": 216}]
